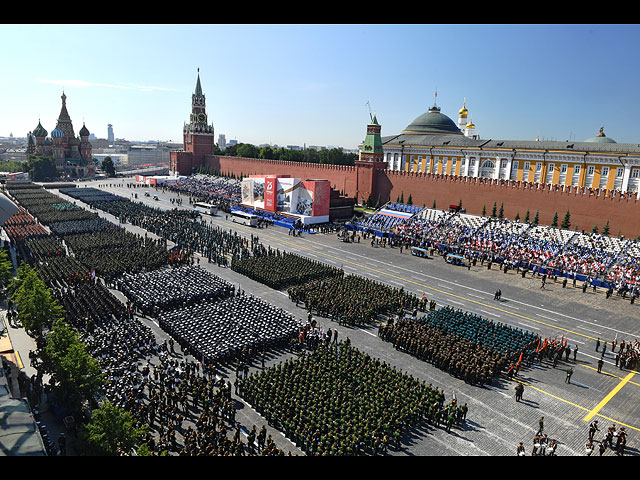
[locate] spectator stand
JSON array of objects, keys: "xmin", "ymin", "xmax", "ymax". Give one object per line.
[{"xmin": 350, "ymin": 202, "xmax": 425, "ymax": 237}]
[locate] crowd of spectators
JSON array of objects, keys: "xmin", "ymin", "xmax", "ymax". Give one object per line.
[{"xmin": 353, "ymin": 202, "xmax": 640, "ymax": 296}]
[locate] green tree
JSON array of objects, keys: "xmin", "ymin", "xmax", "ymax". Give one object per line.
[
  {"xmin": 236, "ymin": 143, "xmax": 259, "ymax": 159},
  {"xmin": 304, "ymin": 148, "xmax": 320, "ymax": 164},
  {"xmin": 533, "ymin": 210, "xmax": 539, "ymax": 225},
  {"xmin": 101, "ymin": 157, "xmax": 116, "ymax": 177},
  {"xmin": 498, "ymin": 202, "xmax": 504, "ymax": 219},
  {"xmin": 0, "ymin": 159, "xmax": 25, "ymax": 173},
  {"xmin": 491, "ymin": 202, "xmax": 497, "ymax": 218},
  {"xmin": 0, "ymin": 248, "xmax": 13, "ymax": 291},
  {"xmin": 551, "ymin": 211, "xmax": 558, "ymax": 227},
  {"xmin": 407, "ymin": 193, "xmax": 413, "ymax": 205},
  {"xmin": 482, "ymin": 205, "xmax": 486, "ymax": 216},
  {"xmin": 223, "ymin": 143, "xmax": 238, "ymax": 157},
  {"xmin": 10, "ymin": 263, "xmax": 64, "ymax": 337},
  {"xmin": 602, "ymin": 220, "xmax": 610, "ymax": 235},
  {"xmin": 515, "ymin": 211, "xmax": 520, "ymax": 222},
  {"xmin": 561, "ymin": 210, "xmax": 571, "ymax": 229},
  {"xmin": 25, "ymin": 154, "xmax": 58, "ymax": 181},
  {"xmin": 259, "ymin": 146, "xmax": 274, "ymax": 160},
  {"xmin": 592, "ymin": 224, "xmax": 599, "ymax": 234},
  {"xmin": 79, "ymin": 401, "xmax": 146, "ymax": 456},
  {"xmin": 524, "ymin": 209, "xmax": 530, "ymax": 223},
  {"xmin": 39, "ymin": 319, "xmax": 104, "ymax": 416}
]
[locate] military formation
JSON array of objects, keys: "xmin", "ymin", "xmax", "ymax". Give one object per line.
[
  {"xmin": 238, "ymin": 341, "xmax": 465, "ymax": 456},
  {"xmin": 4, "ymin": 179, "xmax": 636, "ymax": 456},
  {"xmin": 231, "ymin": 250, "xmax": 342, "ymax": 290},
  {"xmin": 62, "ymin": 185, "xmax": 253, "ymax": 268},
  {"xmin": 288, "ymin": 274, "xmax": 426, "ymax": 326},
  {"xmin": 379, "ymin": 306, "xmax": 539, "ymax": 385},
  {"xmin": 2, "ymin": 180, "xmax": 298, "ymax": 455},
  {"xmin": 116, "ymin": 265, "xmax": 235, "ymax": 315},
  {"xmin": 157, "ymin": 293, "xmax": 303, "ymax": 365}
]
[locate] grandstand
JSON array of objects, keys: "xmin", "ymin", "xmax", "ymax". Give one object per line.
[{"xmin": 350, "ymin": 201, "xmax": 640, "ymax": 291}]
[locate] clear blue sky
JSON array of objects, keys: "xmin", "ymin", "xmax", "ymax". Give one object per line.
[{"xmin": 2, "ymin": 24, "xmax": 639, "ymax": 148}]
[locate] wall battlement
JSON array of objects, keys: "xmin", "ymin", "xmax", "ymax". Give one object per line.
[
  {"xmin": 378, "ymin": 169, "xmax": 638, "ymax": 202},
  {"xmin": 215, "ymin": 156, "xmax": 356, "ymax": 173}
]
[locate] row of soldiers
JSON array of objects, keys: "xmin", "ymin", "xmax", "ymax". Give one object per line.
[
  {"xmin": 237, "ymin": 341, "xmax": 463, "ymax": 455},
  {"xmin": 63, "ymin": 229, "xmax": 172, "ymax": 281},
  {"xmin": 380, "ymin": 316, "xmax": 509, "ymax": 385},
  {"xmin": 231, "ymin": 250, "xmax": 342, "ymax": 290},
  {"xmin": 7, "ymin": 182, "xmax": 296, "ymax": 455},
  {"xmin": 288, "ymin": 274, "xmax": 426, "ymax": 327}
]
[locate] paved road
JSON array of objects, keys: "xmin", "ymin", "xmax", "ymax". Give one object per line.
[{"xmin": 61, "ymin": 177, "xmax": 640, "ymax": 456}]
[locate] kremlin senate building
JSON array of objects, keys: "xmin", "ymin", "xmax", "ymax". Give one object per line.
[
  {"xmin": 382, "ymin": 97, "xmax": 640, "ymax": 195},
  {"xmin": 170, "ymin": 71, "xmax": 640, "ymax": 238}
]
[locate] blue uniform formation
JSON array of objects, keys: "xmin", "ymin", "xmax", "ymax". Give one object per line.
[{"xmin": 420, "ymin": 306, "xmax": 539, "ymax": 358}]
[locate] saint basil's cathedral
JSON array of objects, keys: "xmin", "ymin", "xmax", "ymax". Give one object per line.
[{"xmin": 27, "ymin": 91, "xmax": 96, "ymax": 178}]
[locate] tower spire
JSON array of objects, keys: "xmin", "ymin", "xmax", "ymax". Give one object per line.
[{"xmin": 195, "ymin": 68, "xmax": 203, "ymax": 97}]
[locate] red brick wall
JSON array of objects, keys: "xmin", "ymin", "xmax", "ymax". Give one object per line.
[
  {"xmin": 170, "ymin": 151, "xmax": 195, "ymax": 176},
  {"xmin": 204, "ymin": 155, "xmax": 358, "ymax": 196},
  {"xmin": 378, "ymin": 170, "xmax": 640, "ymax": 238},
  {"xmin": 195, "ymin": 154, "xmax": 640, "ymax": 238}
]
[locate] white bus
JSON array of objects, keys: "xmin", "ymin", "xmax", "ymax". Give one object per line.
[
  {"xmin": 231, "ymin": 210, "xmax": 258, "ymax": 227},
  {"xmin": 193, "ymin": 202, "xmax": 218, "ymax": 216}
]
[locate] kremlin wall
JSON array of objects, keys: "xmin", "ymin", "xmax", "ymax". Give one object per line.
[
  {"xmin": 171, "ymin": 72, "xmax": 640, "ymax": 239},
  {"xmin": 200, "ymin": 155, "xmax": 640, "ymax": 238}
]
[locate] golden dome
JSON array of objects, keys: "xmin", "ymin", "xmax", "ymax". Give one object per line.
[
  {"xmin": 466, "ymin": 114, "xmax": 475, "ymax": 129},
  {"xmin": 459, "ymin": 98, "xmax": 468, "ymax": 116}
]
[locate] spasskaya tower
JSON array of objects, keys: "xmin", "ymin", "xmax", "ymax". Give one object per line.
[{"xmin": 170, "ymin": 69, "xmax": 215, "ymax": 175}]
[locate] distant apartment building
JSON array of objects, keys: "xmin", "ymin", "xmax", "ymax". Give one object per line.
[
  {"xmin": 217, "ymin": 134, "xmax": 226, "ymax": 150},
  {"xmin": 127, "ymin": 143, "xmax": 173, "ymax": 168},
  {"xmin": 107, "ymin": 124, "xmax": 114, "ymax": 143}
]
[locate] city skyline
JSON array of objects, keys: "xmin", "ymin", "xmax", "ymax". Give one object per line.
[{"xmin": 2, "ymin": 24, "xmax": 640, "ymax": 148}]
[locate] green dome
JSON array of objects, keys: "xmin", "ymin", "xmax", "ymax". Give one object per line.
[
  {"xmin": 585, "ymin": 127, "xmax": 616, "ymax": 143},
  {"xmin": 33, "ymin": 120, "xmax": 47, "ymax": 137},
  {"xmin": 403, "ymin": 105, "xmax": 462, "ymax": 135}
]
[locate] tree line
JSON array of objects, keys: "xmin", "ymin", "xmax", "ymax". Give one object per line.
[{"xmin": 215, "ymin": 143, "xmax": 357, "ymax": 166}]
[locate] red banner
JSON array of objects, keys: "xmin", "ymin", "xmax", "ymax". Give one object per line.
[
  {"xmin": 311, "ymin": 180, "xmax": 330, "ymax": 216},
  {"xmin": 264, "ymin": 177, "xmax": 277, "ymax": 212}
]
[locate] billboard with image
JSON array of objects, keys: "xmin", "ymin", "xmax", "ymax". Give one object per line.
[
  {"xmin": 240, "ymin": 175, "xmax": 330, "ymax": 218},
  {"xmin": 277, "ymin": 177, "xmax": 300, "ymax": 213},
  {"xmin": 241, "ymin": 178, "xmax": 254, "ymax": 206},
  {"xmin": 251, "ymin": 177, "xmax": 265, "ymax": 209}
]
